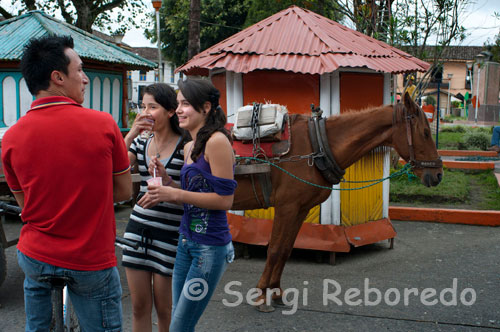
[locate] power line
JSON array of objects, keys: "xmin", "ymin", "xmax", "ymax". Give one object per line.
[{"xmin": 171, "ymin": 15, "xmax": 242, "ymax": 31}]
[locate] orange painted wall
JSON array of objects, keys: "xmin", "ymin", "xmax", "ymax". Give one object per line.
[
  {"xmin": 242, "ymin": 71, "xmax": 320, "ymax": 114},
  {"xmin": 211, "ymin": 73, "xmax": 227, "ymax": 114},
  {"xmin": 339, "ymin": 72, "xmax": 385, "ymax": 226},
  {"xmin": 340, "ymin": 72, "xmax": 384, "ymax": 113}
]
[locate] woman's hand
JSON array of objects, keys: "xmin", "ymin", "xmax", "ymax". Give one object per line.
[
  {"xmin": 129, "ymin": 112, "xmax": 154, "ymax": 138},
  {"xmin": 148, "ymin": 156, "xmax": 168, "ymax": 181},
  {"xmin": 138, "ymin": 184, "xmax": 180, "ymax": 209}
]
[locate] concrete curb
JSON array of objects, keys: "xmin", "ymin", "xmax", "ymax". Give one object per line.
[
  {"xmin": 437, "ymin": 149, "xmax": 498, "ymax": 157},
  {"xmin": 389, "ymin": 206, "xmax": 500, "ymax": 226},
  {"xmin": 441, "ymin": 160, "xmax": 495, "ymax": 170},
  {"xmin": 399, "ymin": 158, "xmax": 495, "ymax": 170}
]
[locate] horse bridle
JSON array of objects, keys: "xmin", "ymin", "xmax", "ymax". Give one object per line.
[{"xmin": 393, "ymin": 104, "xmax": 443, "ymax": 169}]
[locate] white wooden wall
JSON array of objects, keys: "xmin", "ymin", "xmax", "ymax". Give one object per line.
[{"xmin": 0, "ymin": 70, "xmax": 123, "ymax": 139}]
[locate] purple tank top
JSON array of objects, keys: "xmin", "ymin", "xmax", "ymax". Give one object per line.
[{"xmin": 179, "ymin": 153, "xmax": 237, "ymax": 246}]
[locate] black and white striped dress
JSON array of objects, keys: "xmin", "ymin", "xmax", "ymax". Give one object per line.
[{"xmin": 122, "ymin": 136, "xmax": 184, "ymax": 276}]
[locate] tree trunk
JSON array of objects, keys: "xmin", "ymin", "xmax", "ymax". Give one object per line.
[{"xmin": 188, "ymin": 0, "xmax": 201, "ymax": 60}]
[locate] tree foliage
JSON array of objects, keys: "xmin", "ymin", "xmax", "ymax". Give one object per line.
[
  {"xmin": 150, "ymin": 0, "xmax": 249, "ymax": 67},
  {"xmin": 484, "ymin": 12, "xmax": 500, "ymax": 63},
  {"xmin": 329, "ymin": 0, "xmax": 473, "ymax": 99},
  {"xmin": 0, "ymin": 0, "xmax": 146, "ymax": 33},
  {"xmin": 155, "ymin": 0, "xmax": 345, "ymax": 67},
  {"xmin": 243, "ymin": 0, "xmax": 343, "ymax": 27},
  {"xmin": 391, "ymin": 0, "xmax": 471, "ymax": 99},
  {"xmin": 487, "ymin": 30, "xmax": 500, "ymax": 63}
]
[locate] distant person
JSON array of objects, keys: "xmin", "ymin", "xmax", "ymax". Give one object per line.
[
  {"xmin": 122, "ymin": 83, "xmax": 185, "ymax": 332},
  {"xmin": 1, "ymin": 35, "xmax": 132, "ymax": 331},
  {"xmin": 487, "ymin": 126, "xmax": 500, "ymax": 152},
  {"xmin": 404, "ymin": 75, "xmax": 417, "ymax": 100}
]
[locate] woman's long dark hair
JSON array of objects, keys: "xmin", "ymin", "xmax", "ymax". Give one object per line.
[
  {"xmin": 144, "ymin": 83, "xmax": 183, "ymax": 136},
  {"xmin": 178, "ymin": 78, "xmax": 231, "ymax": 161}
]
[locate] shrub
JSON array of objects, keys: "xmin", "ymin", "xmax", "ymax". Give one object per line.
[
  {"xmin": 128, "ymin": 110, "xmax": 137, "ymax": 128},
  {"xmin": 462, "ymin": 131, "xmax": 490, "ymax": 150},
  {"xmin": 474, "ymin": 126, "xmax": 492, "ymax": 134},
  {"xmin": 441, "ymin": 125, "xmax": 467, "ymax": 133},
  {"xmin": 425, "ymin": 95, "xmax": 436, "ymax": 106}
]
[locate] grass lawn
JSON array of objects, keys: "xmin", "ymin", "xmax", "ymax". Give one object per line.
[
  {"xmin": 433, "ymin": 132, "xmax": 463, "ymax": 150},
  {"xmin": 390, "ymin": 168, "xmax": 500, "ymax": 210}
]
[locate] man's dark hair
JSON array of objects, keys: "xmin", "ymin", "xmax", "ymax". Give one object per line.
[{"xmin": 20, "ymin": 35, "xmax": 74, "ymax": 95}]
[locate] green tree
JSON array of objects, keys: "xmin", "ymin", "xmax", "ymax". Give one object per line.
[
  {"xmin": 0, "ymin": 0, "xmax": 146, "ymax": 33},
  {"xmin": 392, "ymin": 0, "xmax": 472, "ymax": 99},
  {"xmin": 156, "ymin": 0, "xmax": 345, "ymax": 66},
  {"xmin": 330, "ymin": 0, "xmax": 473, "ymax": 99},
  {"xmin": 244, "ymin": 0, "xmax": 342, "ymax": 27},
  {"xmin": 485, "ymin": 29, "xmax": 500, "ymax": 63},
  {"xmin": 151, "ymin": 0, "xmax": 249, "ymax": 67}
]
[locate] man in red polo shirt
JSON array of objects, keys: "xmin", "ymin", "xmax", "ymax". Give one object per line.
[{"xmin": 1, "ymin": 35, "xmax": 132, "ymax": 332}]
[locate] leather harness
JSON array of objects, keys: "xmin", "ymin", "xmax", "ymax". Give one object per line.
[
  {"xmin": 393, "ymin": 103, "xmax": 443, "ymax": 169},
  {"xmin": 243, "ymin": 103, "xmax": 443, "ymax": 207},
  {"xmin": 307, "ymin": 107, "xmax": 345, "ymax": 185}
]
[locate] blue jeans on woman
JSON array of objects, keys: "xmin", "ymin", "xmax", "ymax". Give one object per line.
[
  {"xmin": 17, "ymin": 250, "xmax": 122, "ymax": 332},
  {"xmin": 170, "ymin": 234, "xmax": 234, "ymax": 332}
]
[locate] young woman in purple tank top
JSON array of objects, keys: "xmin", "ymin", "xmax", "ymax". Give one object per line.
[{"xmin": 140, "ymin": 78, "xmax": 237, "ymax": 332}]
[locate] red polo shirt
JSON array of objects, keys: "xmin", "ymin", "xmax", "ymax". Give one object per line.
[{"xmin": 1, "ymin": 96, "xmax": 130, "ymax": 270}]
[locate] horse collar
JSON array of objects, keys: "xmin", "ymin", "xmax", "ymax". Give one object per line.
[{"xmin": 307, "ymin": 114, "xmax": 345, "ymax": 185}]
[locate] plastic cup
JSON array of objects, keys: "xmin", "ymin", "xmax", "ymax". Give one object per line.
[
  {"xmin": 147, "ymin": 177, "xmax": 162, "ymax": 187},
  {"xmin": 140, "ymin": 118, "xmax": 155, "ymax": 139}
]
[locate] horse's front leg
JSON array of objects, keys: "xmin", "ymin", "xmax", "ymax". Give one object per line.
[{"xmin": 255, "ymin": 204, "xmax": 310, "ymax": 312}]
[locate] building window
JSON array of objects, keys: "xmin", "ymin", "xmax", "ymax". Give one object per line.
[
  {"xmin": 127, "ymin": 71, "xmax": 132, "ymax": 80},
  {"xmin": 139, "ymin": 70, "xmax": 147, "ymax": 81},
  {"xmin": 138, "ymin": 85, "xmax": 146, "ymax": 104}
]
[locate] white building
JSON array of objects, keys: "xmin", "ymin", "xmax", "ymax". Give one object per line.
[{"xmin": 128, "ymin": 47, "xmax": 183, "ymax": 106}]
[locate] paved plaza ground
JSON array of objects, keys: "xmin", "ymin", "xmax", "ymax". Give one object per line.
[{"xmin": 1, "ymin": 204, "xmax": 499, "ymax": 331}]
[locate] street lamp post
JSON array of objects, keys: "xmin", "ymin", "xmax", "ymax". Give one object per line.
[
  {"xmin": 474, "ymin": 52, "xmax": 487, "ymax": 124},
  {"xmin": 152, "ymin": 0, "xmax": 163, "ymax": 83},
  {"xmin": 446, "ymin": 73, "xmax": 453, "ymax": 116},
  {"xmin": 465, "ymin": 62, "xmax": 473, "ymax": 118}
]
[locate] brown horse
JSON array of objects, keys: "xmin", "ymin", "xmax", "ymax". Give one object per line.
[{"xmin": 230, "ymin": 92, "xmax": 443, "ymax": 311}]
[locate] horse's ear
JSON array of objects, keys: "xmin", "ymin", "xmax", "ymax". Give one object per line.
[{"xmin": 403, "ymin": 91, "xmax": 418, "ymax": 115}]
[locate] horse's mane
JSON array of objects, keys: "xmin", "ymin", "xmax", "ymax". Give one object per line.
[
  {"xmin": 288, "ymin": 104, "xmax": 394, "ymax": 125},
  {"xmin": 326, "ymin": 104, "xmax": 393, "ymax": 121}
]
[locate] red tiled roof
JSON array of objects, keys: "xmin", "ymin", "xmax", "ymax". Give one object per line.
[{"xmin": 177, "ymin": 6, "xmax": 430, "ymax": 75}]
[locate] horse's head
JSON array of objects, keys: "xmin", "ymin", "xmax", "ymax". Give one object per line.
[{"xmin": 392, "ymin": 92, "xmax": 443, "ymax": 187}]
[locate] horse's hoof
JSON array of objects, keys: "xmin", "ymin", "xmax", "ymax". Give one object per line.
[
  {"xmin": 255, "ymin": 303, "xmax": 275, "ymax": 313},
  {"xmin": 272, "ymin": 298, "xmax": 287, "ymax": 307}
]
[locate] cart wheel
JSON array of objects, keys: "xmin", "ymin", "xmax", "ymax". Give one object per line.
[{"xmin": 0, "ymin": 243, "xmax": 6, "ymax": 288}]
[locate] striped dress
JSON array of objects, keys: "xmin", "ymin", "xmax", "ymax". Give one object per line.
[{"xmin": 122, "ymin": 136, "xmax": 184, "ymax": 276}]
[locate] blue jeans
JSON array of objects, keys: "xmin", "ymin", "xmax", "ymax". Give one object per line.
[
  {"xmin": 491, "ymin": 126, "xmax": 500, "ymax": 146},
  {"xmin": 17, "ymin": 250, "xmax": 122, "ymax": 332},
  {"xmin": 170, "ymin": 234, "xmax": 234, "ymax": 332}
]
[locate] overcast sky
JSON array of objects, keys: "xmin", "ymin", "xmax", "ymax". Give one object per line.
[{"xmin": 457, "ymin": 0, "xmax": 499, "ymax": 46}]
